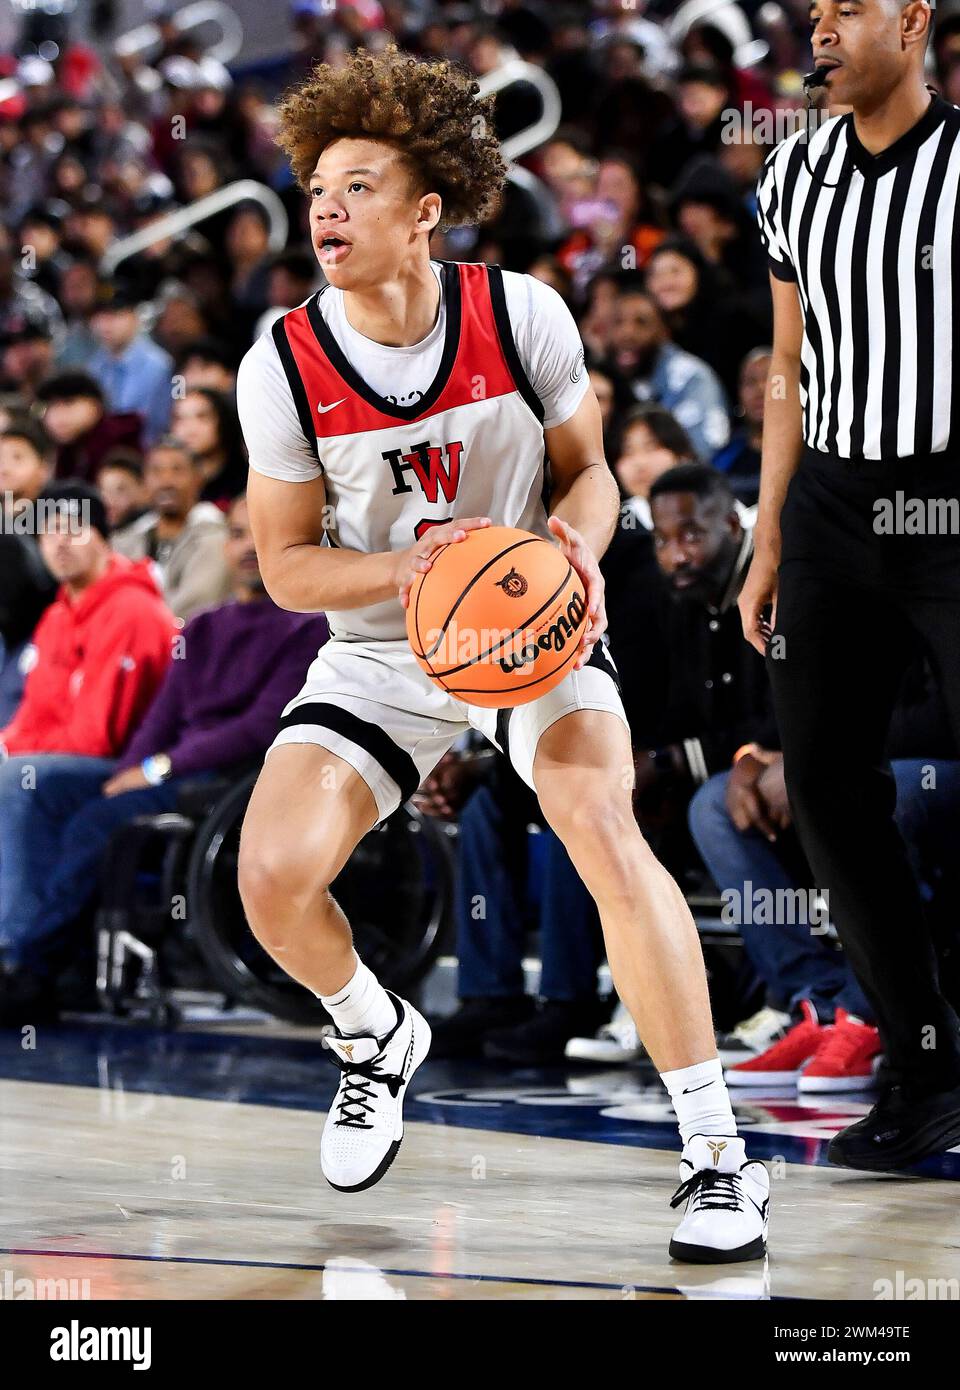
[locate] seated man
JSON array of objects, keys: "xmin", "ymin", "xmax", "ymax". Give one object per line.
[
  {"xmin": 0, "ymin": 418, "xmax": 58, "ymax": 721},
  {"xmin": 424, "ymin": 746, "xmax": 606, "ymax": 1064},
  {"xmin": 0, "ymin": 494, "xmax": 328, "ymax": 1021},
  {"xmin": 689, "ymin": 663, "xmax": 960, "ymax": 1093},
  {"xmin": 0, "ymin": 482, "xmax": 177, "ymax": 995},
  {"xmin": 111, "ymin": 436, "xmax": 232, "ymax": 620}
]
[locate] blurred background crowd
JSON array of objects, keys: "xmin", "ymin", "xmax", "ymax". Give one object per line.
[{"xmin": 2, "ymin": 0, "xmax": 960, "ymax": 1093}]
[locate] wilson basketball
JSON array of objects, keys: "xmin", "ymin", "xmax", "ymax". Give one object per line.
[{"xmin": 406, "ymin": 526, "xmax": 588, "ymax": 708}]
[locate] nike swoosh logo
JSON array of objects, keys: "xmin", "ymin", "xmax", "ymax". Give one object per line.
[
  {"xmin": 317, "ymin": 398, "xmax": 347, "ymax": 414},
  {"xmin": 682, "ymin": 1081, "xmax": 715, "ymax": 1094}
]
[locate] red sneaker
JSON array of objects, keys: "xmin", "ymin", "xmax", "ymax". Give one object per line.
[
  {"xmin": 724, "ymin": 1001, "xmax": 827, "ymax": 1087},
  {"xmin": 798, "ymin": 1009, "xmax": 883, "ymax": 1092}
]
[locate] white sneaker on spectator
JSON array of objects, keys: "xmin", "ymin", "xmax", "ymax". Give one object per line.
[
  {"xmin": 565, "ymin": 1000, "xmax": 643, "ymax": 1063},
  {"xmin": 321, "ymin": 992, "xmax": 431, "ymax": 1192},
  {"xmin": 717, "ymin": 1006, "xmax": 791, "ymax": 1067},
  {"xmin": 669, "ymin": 1135, "xmax": 769, "ymax": 1264}
]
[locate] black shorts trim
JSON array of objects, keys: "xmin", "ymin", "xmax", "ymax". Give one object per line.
[
  {"xmin": 494, "ymin": 707, "xmax": 513, "ymax": 758},
  {"xmin": 277, "ymin": 702, "xmax": 421, "ymax": 805},
  {"xmin": 587, "ymin": 637, "xmax": 621, "ymax": 691}
]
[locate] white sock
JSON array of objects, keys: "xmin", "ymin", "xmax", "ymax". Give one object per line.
[
  {"xmin": 319, "ymin": 955, "xmax": 397, "ymax": 1038},
  {"xmin": 660, "ymin": 1057, "xmax": 738, "ymax": 1146}
]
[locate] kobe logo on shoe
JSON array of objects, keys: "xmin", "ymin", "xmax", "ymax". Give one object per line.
[{"xmin": 708, "ymin": 1140, "xmax": 728, "ymax": 1167}]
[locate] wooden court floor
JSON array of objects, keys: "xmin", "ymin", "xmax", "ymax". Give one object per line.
[{"xmin": 1, "ymin": 1024, "xmax": 959, "ymax": 1301}]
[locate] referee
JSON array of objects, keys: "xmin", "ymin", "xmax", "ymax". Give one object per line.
[{"xmin": 741, "ymin": 0, "xmax": 960, "ymax": 1170}]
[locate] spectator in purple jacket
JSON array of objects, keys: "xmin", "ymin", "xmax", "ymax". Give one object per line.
[{"xmin": 0, "ymin": 494, "xmax": 328, "ymax": 1021}]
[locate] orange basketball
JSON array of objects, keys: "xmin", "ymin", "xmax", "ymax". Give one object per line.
[{"xmin": 406, "ymin": 525, "xmax": 588, "ymax": 708}]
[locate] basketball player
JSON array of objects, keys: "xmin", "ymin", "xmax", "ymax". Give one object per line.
[{"xmin": 238, "ymin": 47, "xmax": 768, "ymax": 1262}]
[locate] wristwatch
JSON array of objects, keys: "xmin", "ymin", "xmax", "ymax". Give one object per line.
[{"xmin": 141, "ymin": 753, "xmax": 173, "ymax": 786}]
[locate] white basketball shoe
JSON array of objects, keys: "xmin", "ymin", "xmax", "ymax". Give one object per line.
[
  {"xmin": 669, "ymin": 1135, "xmax": 769, "ymax": 1264},
  {"xmin": 320, "ymin": 992, "xmax": 431, "ymax": 1193}
]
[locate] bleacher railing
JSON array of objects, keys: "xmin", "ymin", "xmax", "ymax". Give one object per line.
[
  {"xmin": 101, "ymin": 179, "xmax": 288, "ymax": 275},
  {"xmin": 114, "ymin": 0, "xmax": 244, "ymax": 64}
]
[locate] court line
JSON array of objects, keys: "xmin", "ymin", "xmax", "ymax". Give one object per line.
[{"xmin": 0, "ymin": 1245, "xmax": 788, "ymax": 1298}]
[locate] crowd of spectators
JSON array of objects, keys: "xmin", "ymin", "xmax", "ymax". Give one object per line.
[{"xmin": 1, "ymin": 1, "xmax": 960, "ymax": 1071}]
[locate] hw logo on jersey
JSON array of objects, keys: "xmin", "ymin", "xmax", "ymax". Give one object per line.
[{"xmin": 383, "ymin": 440, "xmax": 463, "ymax": 504}]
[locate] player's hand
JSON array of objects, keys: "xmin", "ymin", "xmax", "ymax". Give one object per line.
[
  {"xmin": 738, "ymin": 546, "xmax": 779, "ymax": 655},
  {"xmin": 547, "ymin": 515, "xmax": 606, "ymax": 670},
  {"xmin": 396, "ymin": 516, "xmax": 492, "ymax": 610}
]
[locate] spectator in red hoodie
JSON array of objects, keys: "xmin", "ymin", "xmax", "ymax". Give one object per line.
[
  {"xmin": 0, "ymin": 482, "xmax": 176, "ymax": 991},
  {"xmin": 0, "ymin": 494, "xmax": 327, "ymax": 1020}
]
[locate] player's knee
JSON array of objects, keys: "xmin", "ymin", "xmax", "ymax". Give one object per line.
[
  {"xmin": 541, "ymin": 783, "xmax": 635, "ymax": 849},
  {"xmin": 238, "ymin": 837, "xmax": 332, "ymax": 941}
]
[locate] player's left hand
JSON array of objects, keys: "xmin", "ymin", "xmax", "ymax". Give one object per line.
[{"xmin": 547, "ymin": 515, "xmax": 607, "ymax": 670}]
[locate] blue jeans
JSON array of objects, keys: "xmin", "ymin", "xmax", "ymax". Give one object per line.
[
  {"xmin": 454, "ymin": 782, "xmax": 601, "ymax": 1001},
  {"xmin": 688, "ymin": 759, "xmax": 960, "ymax": 1022},
  {"xmin": 0, "ymin": 754, "xmax": 187, "ymax": 975}
]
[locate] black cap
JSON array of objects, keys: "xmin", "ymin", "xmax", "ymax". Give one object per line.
[{"xmin": 92, "ymin": 278, "xmax": 141, "ymax": 312}]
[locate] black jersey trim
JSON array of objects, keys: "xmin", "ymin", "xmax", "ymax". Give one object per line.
[
  {"xmin": 272, "ymin": 314, "xmax": 322, "ymax": 467},
  {"xmin": 486, "ymin": 265, "xmax": 546, "ymax": 424},
  {"xmin": 277, "ymin": 701, "xmax": 421, "ymax": 805},
  {"xmin": 302, "ymin": 260, "xmax": 462, "ymax": 422}
]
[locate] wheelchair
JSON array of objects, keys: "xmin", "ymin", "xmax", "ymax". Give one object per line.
[{"xmin": 95, "ymin": 768, "xmax": 455, "ymax": 1027}]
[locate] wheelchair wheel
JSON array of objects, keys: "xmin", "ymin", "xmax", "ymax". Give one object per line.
[{"xmin": 186, "ymin": 772, "xmax": 454, "ymax": 1024}]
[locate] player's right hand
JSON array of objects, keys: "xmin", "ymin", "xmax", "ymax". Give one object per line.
[
  {"xmin": 738, "ymin": 548, "xmax": 780, "ymax": 655},
  {"xmin": 396, "ymin": 516, "xmax": 492, "ymax": 610}
]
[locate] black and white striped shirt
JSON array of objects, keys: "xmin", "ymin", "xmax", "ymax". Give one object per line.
[{"xmin": 756, "ymin": 94, "xmax": 960, "ymax": 460}]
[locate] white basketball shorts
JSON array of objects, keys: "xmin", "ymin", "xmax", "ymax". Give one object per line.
[{"xmin": 268, "ymin": 635, "xmax": 629, "ymax": 823}]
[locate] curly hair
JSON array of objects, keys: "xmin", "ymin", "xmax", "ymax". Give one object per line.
[{"xmin": 276, "ymin": 45, "xmax": 507, "ymax": 229}]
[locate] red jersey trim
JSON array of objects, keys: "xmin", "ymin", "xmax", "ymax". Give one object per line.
[{"xmin": 272, "ymin": 261, "xmax": 543, "ymax": 445}]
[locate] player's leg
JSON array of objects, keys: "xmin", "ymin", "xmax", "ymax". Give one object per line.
[
  {"xmin": 239, "ymin": 640, "xmax": 463, "ymax": 1193},
  {"xmin": 239, "ymin": 744, "xmax": 379, "ymax": 996},
  {"xmin": 532, "ymin": 710, "xmax": 715, "ymax": 1070},
  {"xmin": 530, "ymin": 708, "xmax": 768, "ymax": 1262},
  {"xmin": 240, "ymin": 741, "xmax": 434, "ymax": 1193}
]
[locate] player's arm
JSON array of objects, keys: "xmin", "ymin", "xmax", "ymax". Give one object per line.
[
  {"xmin": 247, "ymin": 471, "xmax": 491, "ymax": 613},
  {"xmin": 738, "ymin": 272, "xmax": 804, "ymax": 654},
  {"xmin": 545, "ymin": 388, "xmax": 619, "ymax": 559},
  {"xmin": 247, "ymin": 469, "xmax": 403, "ymax": 612},
  {"xmin": 543, "ymin": 387, "xmax": 620, "ymax": 668}
]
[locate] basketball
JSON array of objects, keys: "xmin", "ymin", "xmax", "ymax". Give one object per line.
[{"xmin": 406, "ymin": 525, "xmax": 588, "ymax": 708}]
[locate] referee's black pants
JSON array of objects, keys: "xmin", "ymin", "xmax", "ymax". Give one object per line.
[{"xmin": 768, "ymin": 447, "xmax": 960, "ymax": 1094}]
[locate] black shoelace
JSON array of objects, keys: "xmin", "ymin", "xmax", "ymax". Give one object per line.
[
  {"xmin": 329, "ymin": 1055, "xmax": 403, "ymax": 1129},
  {"xmin": 670, "ymin": 1168, "xmax": 743, "ymax": 1213}
]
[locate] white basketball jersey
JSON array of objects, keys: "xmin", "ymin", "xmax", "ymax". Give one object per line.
[{"xmin": 270, "ymin": 260, "xmax": 555, "ymax": 641}]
